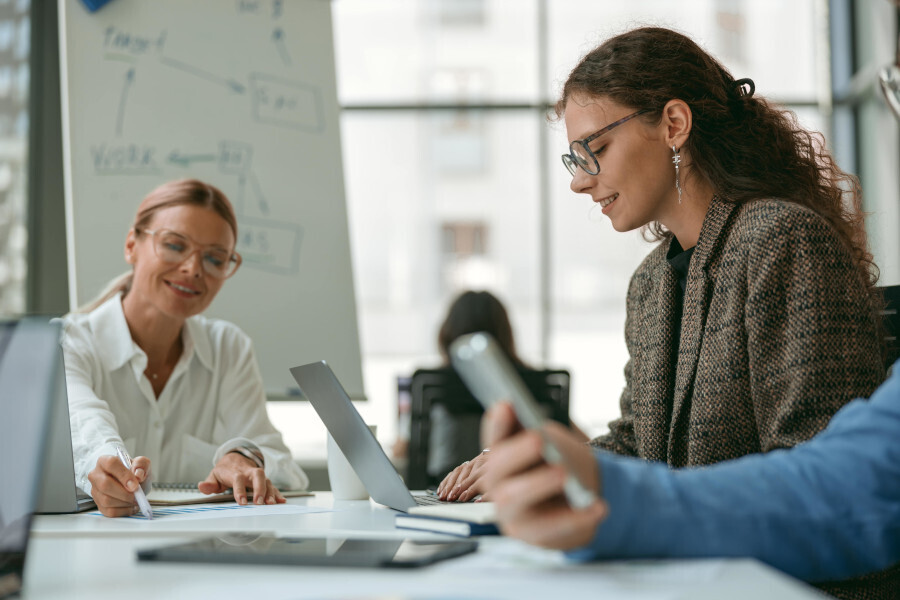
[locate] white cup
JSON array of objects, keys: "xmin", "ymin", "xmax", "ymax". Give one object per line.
[{"xmin": 327, "ymin": 425, "xmax": 376, "ymax": 501}]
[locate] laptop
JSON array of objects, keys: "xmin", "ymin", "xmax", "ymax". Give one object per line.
[
  {"xmin": 0, "ymin": 319, "xmax": 64, "ymax": 598},
  {"xmin": 36, "ymin": 341, "xmax": 95, "ymax": 514},
  {"xmin": 291, "ymin": 361, "xmax": 475, "ymax": 512}
]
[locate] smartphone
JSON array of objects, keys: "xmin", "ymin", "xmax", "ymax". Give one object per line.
[{"xmin": 449, "ymin": 332, "xmax": 596, "ymax": 509}]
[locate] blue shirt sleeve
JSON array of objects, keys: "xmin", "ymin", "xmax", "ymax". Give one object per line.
[{"xmin": 568, "ymin": 362, "xmax": 900, "ymax": 582}]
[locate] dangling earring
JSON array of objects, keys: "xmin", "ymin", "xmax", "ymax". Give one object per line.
[{"xmin": 672, "ymin": 145, "xmax": 683, "ymax": 204}]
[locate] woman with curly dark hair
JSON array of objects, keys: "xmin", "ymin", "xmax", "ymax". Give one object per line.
[
  {"xmin": 439, "ymin": 27, "xmax": 889, "ymax": 596},
  {"xmin": 558, "ymin": 27, "xmax": 885, "ymax": 468}
]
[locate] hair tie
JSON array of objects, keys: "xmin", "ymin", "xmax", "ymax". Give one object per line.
[{"xmin": 734, "ymin": 78, "xmax": 755, "ymax": 99}]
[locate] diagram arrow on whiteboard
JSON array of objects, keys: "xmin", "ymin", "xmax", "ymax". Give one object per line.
[
  {"xmin": 159, "ymin": 56, "xmax": 246, "ymax": 94},
  {"xmin": 115, "ymin": 67, "xmax": 135, "ymax": 136},
  {"xmin": 272, "ymin": 28, "xmax": 291, "ymax": 66},
  {"xmin": 235, "ymin": 174, "xmax": 247, "ymax": 213},
  {"xmin": 249, "ymin": 172, "xmax": 270, "ymax": 214},
  {"xmin": 167, "ymin": 150, "xmax": 216, "ymax": 167}
]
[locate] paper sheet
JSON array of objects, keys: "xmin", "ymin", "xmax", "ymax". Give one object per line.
[{"xmin": 87, "ymin": 503, "xmax": 332, "ymax": 522}]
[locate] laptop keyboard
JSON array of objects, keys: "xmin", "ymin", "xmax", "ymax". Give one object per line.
[{"xmin": 413, "ymin": 494, "xmax": 453, "ymax": 506}]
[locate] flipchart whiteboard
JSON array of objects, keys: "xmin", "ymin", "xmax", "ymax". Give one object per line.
[{"xmin": 58, "ymin": 0, "xmax": 365, "ymax": 399}]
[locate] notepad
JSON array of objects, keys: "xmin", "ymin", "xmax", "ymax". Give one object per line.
[
  {"xmin": 408, "ymin": 501, "xmax": 496, "ymax": 523},
  {"xmin": 147, "ymin": 483, "xmax": 312, "ymax": 506},
  {"xmin": 395, "ymin": 502, "xmax": 499, "ymax": 537}
]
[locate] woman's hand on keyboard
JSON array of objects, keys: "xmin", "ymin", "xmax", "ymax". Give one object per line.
[{"xmin": 436, "ymin": 450, "xmax": 490, "ymax": 502}]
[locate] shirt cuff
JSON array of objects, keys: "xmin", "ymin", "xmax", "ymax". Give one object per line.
[
  {"xmin": 565, "ymin": 450, "xmax": 655, "ymax": 562},
  {"xmin": 79, "ymin": 440, "xmax": 127, "ymax": 495}
]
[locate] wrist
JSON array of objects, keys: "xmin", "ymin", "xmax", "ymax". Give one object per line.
[{"xmin": 228, "ymin": 446, "xmax": 265, "ymax": 469}]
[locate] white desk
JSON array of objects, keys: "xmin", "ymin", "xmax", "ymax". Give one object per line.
[{"xmin": 25, "ymin": 493, "xmax": 824, "ymax": 600}]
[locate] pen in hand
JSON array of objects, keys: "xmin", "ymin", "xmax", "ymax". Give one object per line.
[{"xmin": 115, "ymin": 444, "xmax": 153, "ymax": 519}]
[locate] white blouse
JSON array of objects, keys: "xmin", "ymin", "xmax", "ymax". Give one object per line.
[{"xmin": 61, "ymin": 294, "xmax": 309, "ymax": 494}]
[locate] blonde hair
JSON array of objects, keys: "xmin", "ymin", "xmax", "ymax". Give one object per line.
[{"xmin": 75, "ymin": 179, "xmax": 238, "ymax": 313}]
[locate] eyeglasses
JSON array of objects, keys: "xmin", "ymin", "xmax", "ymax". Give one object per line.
[
  {"xmin": 561, "ymin": 109, "xmax": 649, "ymax": 177},
  {"xmin": 138, "ymin": 228, "xmax": 242, "ymax": 279}
]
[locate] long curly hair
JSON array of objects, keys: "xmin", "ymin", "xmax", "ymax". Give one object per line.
[{"xmin": 555, "ymin": 27, "xmax": 878, "ymax": 294}]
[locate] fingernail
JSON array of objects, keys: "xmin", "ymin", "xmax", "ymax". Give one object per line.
[
  {"xmin": 134, "ymin": 468, "xmax": 145, "ymax": 479},
  {"xmin": 240, "ymin": 497, "xmax": 247, "ymax": 505},
  {"xmin": 256, "ymin": 496, "xmax": 264, "ymax": 505},
  {"xmin": 267, "ymin": 496, "xmax": 274, "ymax": 504},
  {"xmin": 126, "ymin": 480, "xmax": 137, "ymax": 492}
]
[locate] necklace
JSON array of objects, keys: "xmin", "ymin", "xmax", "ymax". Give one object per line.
[{"xmin": 144, "ymin": 338, "xmax": 183, "ymax": 384}]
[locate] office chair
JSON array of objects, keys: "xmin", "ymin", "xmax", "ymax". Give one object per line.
[
  {"xmin": 405, "ymin": 367, "xmax": 570, "ymax": 490},
  {"xmin": 881, "ymin": 284, "xmax": 900, "ymax": 371}
]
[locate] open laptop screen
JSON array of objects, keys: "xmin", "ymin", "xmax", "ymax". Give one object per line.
[{"xmin": 0, "ymin": 320, "xmax": 60, "ymax": 598}]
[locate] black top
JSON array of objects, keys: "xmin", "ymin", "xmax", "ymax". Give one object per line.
[
  {"xmin": 666, "ymin": 236, "xmax": 695, "ymax": 292},
  {"xmin": 666, "ymin": 236, "xmax": 696, "ymax": 354}
]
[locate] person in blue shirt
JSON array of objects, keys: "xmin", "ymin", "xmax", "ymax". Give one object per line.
[{"xmin": 481, "ymin": 363, "xmax": 900, "ymax": 584}]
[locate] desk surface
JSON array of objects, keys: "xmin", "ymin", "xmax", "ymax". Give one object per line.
[{"xmin": 25, "ymin": 493, "xmax": 823, "ymax": 600}]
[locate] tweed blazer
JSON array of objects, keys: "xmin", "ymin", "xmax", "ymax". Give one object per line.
[{"xmin": 591, "ymin": 196, "xmax": 884, "ymax": 468}]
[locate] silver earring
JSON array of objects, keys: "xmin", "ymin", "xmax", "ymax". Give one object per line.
[{"xmin": 672, "ymin": 145, "xmax": 683, "ymax": 204}]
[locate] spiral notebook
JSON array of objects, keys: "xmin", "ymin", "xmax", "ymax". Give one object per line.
[{"xmin": 147, "ymin": 483, "xmax": 312, "ymax": 506}]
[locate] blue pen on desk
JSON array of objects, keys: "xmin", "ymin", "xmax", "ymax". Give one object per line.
[{"xmin": 115, "ymin": 444, "xmax": 153, "ymax": 519}]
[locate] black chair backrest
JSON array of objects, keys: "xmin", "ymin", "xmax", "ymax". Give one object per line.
[
  {"xmin": 406, "ymin": 366, "xmax": 570, "ymax": 490},
  {"xmin": 881, "ymin": 285, "xmax": 900, "ymax": 371}
]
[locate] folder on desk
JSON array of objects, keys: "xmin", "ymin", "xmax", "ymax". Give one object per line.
[
  {"xmin": 395, "ymin": 514, "xmax": 499, "ymax": 537},
  {"xmin": 395, "ymin": 501, "xmax": 498, "ymax": 537}
]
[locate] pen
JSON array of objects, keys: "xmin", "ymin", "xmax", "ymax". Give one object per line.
[{"xmin": 115, "ymin": 444, "xmax": 153, "ymax": 519}]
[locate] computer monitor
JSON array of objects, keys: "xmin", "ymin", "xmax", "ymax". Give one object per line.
[{"xmin": 0, "ymin": 320, "xmax": 61, "ymax": 598}]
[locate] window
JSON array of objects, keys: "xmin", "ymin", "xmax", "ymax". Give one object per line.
[
  {"xmin": 831, "ymin": 0, "xmax": 900, "ymax": 284},
  {"xmin": 0, "ymin": 0, "xmax": 29, "ymax": 316},
  {"xmin": 441, "ymin": 221, "xmax": 491, "ymax": 291}
]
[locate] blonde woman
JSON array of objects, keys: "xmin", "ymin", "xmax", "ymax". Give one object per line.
[{"xmin": 62, "ymin": 179, "xmax": 307, "ymax": 517}]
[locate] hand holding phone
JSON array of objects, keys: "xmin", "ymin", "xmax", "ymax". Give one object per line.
[{"xmin": 449, "ymin": 332, "xmax": 596, "ymax": 509}]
